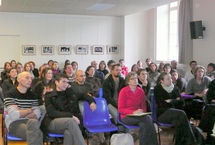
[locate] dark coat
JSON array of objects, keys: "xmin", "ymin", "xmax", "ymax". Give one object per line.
[
  {"xmin": 207, "ymin": 79, "xmax": 215, "ymax": 104},
  {"xmin": 42, "ymin": 87, "xmax": 95, "ymax": 127},
  {"xmin": 2, "ymin": 78, "xmax": 18, "ymax": 97},
  {"xmin": 102, "ymin": 74, "xmax": 125, "ymax": 108},
  {"xmin": 154, "ymin": 84, "xmax": 184, "ymax": 117}
]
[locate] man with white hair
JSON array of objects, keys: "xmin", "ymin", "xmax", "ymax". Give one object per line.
[{"xmin": 4, "ymin": 71, "xmax": 43, "ymax": 145}]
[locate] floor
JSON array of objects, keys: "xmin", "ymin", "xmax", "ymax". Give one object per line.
[{"xmin": 0, "ymin": 114, "xmax": 176, "ymax": 145}]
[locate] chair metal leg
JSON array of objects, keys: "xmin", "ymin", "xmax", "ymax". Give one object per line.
[
  {"xmin": 2, "ymin": 114, "xmax": 4, "ymax": 138},
  {"xmin": 86, "ymin": 130, "xmax": 89, "ymax": 145},
  {"xmin": 4, "ymin": 131, "xmax": 8, "ymax": 145},
  {"xmin": 157, "ymin": 126, "xmax": 161, "ymax": 145}
]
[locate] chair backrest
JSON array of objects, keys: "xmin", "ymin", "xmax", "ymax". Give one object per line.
[
  {"xmin": 150, "ymin": 95, "xmax": 158, "ymax": 121},
  {"xmin": 99, "ymin": 88, "xmax": 103, "ymax": 98},
  {"xmin": 83, "ymin": 97, "xmax": 111, "ymax": 126}
]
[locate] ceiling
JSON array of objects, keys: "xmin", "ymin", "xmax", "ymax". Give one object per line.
[{"xmin": 0, "ymin": 0, "xmax": 179, "ymax": 16}]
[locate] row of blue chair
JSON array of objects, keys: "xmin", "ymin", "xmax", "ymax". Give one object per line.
[
  {"xmin": 3, "ymin": 88, "xmax": 176, "ymax": 145},
  {"xmin": 2, "ymin": 88, "xmax": 118, "ymax": 145}
]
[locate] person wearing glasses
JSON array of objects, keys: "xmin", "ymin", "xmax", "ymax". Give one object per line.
[{"xmin": 118, "ymin": 72, "xmax": 158, "ymax": 145}]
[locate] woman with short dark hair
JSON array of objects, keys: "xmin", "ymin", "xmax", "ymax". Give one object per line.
[
  {"xmin": 2, "ymin": 67, "xmax": 18, "ymax": 97},
  {"xmin": 97, "ymin": 60, "xmax": 108, "ymax": 76},
  {"xmin": 118, "ymin": 72, "xmax": 158, "ymax": 145},
  {"xmin": 170, "ymin": 69, "xmax": 187, "ymax": 94},
  {"xmin": 85, "ymin": 66, "xmax": 102, "ymax": 97}
]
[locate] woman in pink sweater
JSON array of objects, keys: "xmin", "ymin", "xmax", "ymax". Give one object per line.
[{"xmin": 118, "ymin": 72, "xmax": 158, "ymax": 145}]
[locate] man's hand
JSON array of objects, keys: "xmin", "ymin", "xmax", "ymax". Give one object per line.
[
  {"xmin": 73, "ymin": 116, "xmax": 80, "ymax": 124},
  {"xmin": 26, "ymin": 113, "xmax": 38, "ymax": 119},
  {"xmin": 90, "ymin": 102, "xmax": 96, "ymax": 111}
]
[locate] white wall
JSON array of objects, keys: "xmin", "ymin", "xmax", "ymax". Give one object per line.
[
  {"xmin": 124, "ymin": 11, "xmax": 150, "ymax": 70},
  {"xmin": 0, "ymin": 12, "xmax": 123, "ymax": 70},
  {"xmin": 193, "ymin": 0, "xmax": 215, "ymax": 68}
]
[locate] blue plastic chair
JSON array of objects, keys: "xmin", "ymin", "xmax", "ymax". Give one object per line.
[
  {"xmin": 117, "ymin": 112, "xmax": 139, "ymax": 131},
  {"xmin": 83, "ymin": 97, "xmax": 118, "ymax": 145},
  {"xmin": 150, "ymin": 95, "xmax": 174, "ymax": 145},
  {"xmin": 4, "ymin": 133, "xmax": 23, "ymax": 145},
  {"xmin": 98, "ymin": 88, "xmax": 103, "ymax": 98}
]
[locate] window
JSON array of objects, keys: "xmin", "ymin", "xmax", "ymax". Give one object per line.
[{"xmin": 156, "ymin": 1, "xmax": 179, "ymax": 61}]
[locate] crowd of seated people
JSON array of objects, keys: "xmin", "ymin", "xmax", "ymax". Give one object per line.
[{"xmin": 2, "ymin": 58, "xmax": 215, "ymax": 145}]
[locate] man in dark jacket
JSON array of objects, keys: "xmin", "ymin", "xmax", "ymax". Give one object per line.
[
  {"xmin": 102, "ymin": 64, "xmax": 125, "ymax": 124},
  {"xmin": 43, "ymin": 74, "xmax": 96, "ymax": 145}
]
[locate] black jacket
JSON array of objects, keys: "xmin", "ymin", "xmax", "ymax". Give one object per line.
[
  {"xmin": 42, "ymin": 87, "xmax": 95, "ymax": 127},
  {"xmin": 207, "ymin": 79, "xmax": 215, "ymax": 104},
  {"xmin": 102, "ymin": 74, "xmax": 125, "ymax": 108},
  {"xmin": 2, "ymin": 78, "xmax": 18, "ymax": 97},
  {"xmin": 154, "ymin": 84, "xmax": 184, "ymax": 117}
]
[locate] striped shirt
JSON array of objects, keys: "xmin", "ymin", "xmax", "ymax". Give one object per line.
[{"xmin": 4, "ymin": 88, "xmax": 40, "ymax": 130}]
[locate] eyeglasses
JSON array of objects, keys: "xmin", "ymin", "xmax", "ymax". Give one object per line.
[{"xmin": 130, "ymin": 77, "xmax": 138, "ymax": 80}]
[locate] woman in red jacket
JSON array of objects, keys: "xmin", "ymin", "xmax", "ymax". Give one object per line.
[{"xmin": 118, "ymin": 72, "xmax": 158, "ymax": 145}]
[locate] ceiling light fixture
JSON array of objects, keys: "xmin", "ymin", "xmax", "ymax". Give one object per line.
[{"xmin": 86, "ymin": 3, "xmax": 116, "ymax": 11}]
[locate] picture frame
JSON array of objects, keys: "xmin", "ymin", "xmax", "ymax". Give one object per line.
[
  {"xmin": 76, "ymin": 45, "xmax": 89, "ymax": 55},
  {"xmin": 107, "ymin": 45, "xmax": 119, "ymax": 54},
  {"xmin": 58, "ymin": 45, "xmax": 71, "ymax": 55},
  {"xmin": 92, "ymin": 45, "xmax": 104, "ymax": 55},
  {"xmin": 41, "ymin": 45, "xmax": 54, "ymax": 55},
  {"xmin": 22, "ymin": 45, "xmax": 36, "ymax": 55}
]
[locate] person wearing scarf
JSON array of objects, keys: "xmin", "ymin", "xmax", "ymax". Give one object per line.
[{"xmin": 154, "ymin": 72, "xmax": 205, "ymax": 145}]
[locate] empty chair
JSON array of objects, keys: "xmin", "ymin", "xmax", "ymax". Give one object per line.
[{"xmin": 83, "ymin": 97, "xmax": 118, "ymax": 145}]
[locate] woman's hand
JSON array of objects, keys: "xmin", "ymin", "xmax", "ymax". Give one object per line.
[{"xmin": 133, "ymin": 109, "xmax": 143, "ymax": 114}]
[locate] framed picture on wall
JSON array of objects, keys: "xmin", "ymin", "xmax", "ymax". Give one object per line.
[
  {"xmin": 22, "ymin": 45, "xmax": 36, "ymax": 55},
  {"xmin": 76, "ymin": 45, "xmax": 89, "ymax": 55},
  {"xmin": 41, "ymin": 45, "xmax": 54, "ymax": 55},
  {"xmin": 107, "ymin": 45, "xmax": 119, "ymax": 54},
  {"xmin": 58, "ymin": 45, "xmax": 71, "ymax": 55},
  {"xmin": 92, "ymin": 45, "xmax": 104, "ymax": 55}
]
